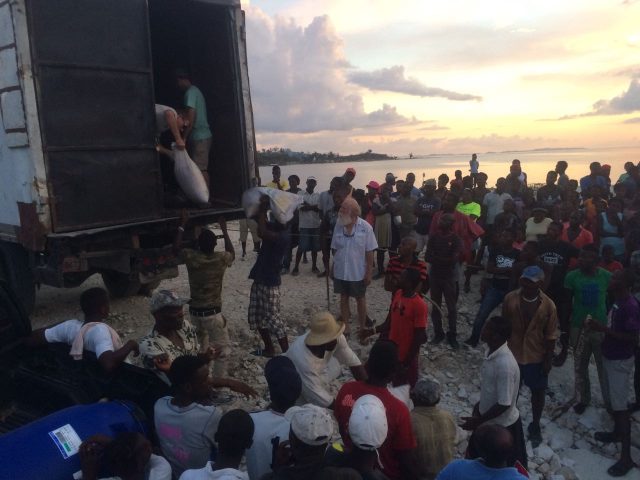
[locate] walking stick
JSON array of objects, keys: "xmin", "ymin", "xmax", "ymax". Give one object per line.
[{"xmin": 326, "ymin": 270, "xmax": 331, "ymax": 310}]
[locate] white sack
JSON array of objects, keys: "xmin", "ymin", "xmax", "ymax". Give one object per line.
[
  {"xmin": 173, "ymin": 146, "xmax": 209, "ymax": 205},
  {"xmin": 242, "ymin": 187, "xmax": 303, "ymax": 224}
]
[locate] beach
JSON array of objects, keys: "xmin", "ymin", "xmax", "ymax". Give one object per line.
[{"xmin": 30, "ymin": 222, "xmax": 640, "ymax": 480}]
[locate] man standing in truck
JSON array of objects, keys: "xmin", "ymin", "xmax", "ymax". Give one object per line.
[
  {"xmin": 173, "ymin": 211, "xmax": 234, "ymax": 377},
  {"xmin": 176, "ymin": 69, "xmax": 213, "ymax": 180}
]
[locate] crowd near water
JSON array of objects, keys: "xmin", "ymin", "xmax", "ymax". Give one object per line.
[{"xmin": 23, "ymin": 155, "xmax": 640, "ymax": 479}]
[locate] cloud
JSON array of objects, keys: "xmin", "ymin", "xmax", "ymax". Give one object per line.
[
  {"xmin": 348, "ymin": 66, "xmax": 482, "ymax": 101},
  {"xmin": 245, "ymin": 8, "xmax": 414, "ymax": 134},
  {"xmin": 623, "ymin": 117, "xmax": 640, "ymax": 123},
  {"xmin": 557, "ymin": 77, "xmax": 640, "ymax": 119}
]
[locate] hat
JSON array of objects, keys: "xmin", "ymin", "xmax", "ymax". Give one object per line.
[
  {"xmin": 150, "ymin": 290, "xmax": 189, "ymax": 313},
  {"xmin": 520, "ymin": 265, "xmax": 545, "ymax": 283},
  {"xmin": 367, "ymin": 180, "xmax": 380, "ymax": 190},
  {"xmin": 531, "ymin": 207, "xmax": 547, "ymax": 214},
  {"xmin": 424, "ymin": 178, "xmax": 437, "ymax": 187},
  {"xmin": 412, "ymin": 378, "xmax": 441, "ymax": 405},
  {"xmin": 307, "ymin": 176, "xmax": 317, "ymax": 182},
  {"xmin": 348, "ymin": 395, "xmax": 388, "ymax": 451},
  {"xmin": 305, "ymin": 312, "xmax": 345, "ymax": 346},
  {"xmin": 264, "ymin": 356, "xmax": 302, "ymax": 406},
  {"xmin": 285, "ymin": 404, "xmax": 334, "ymax": 446},
  {"xmin": 385, "ymin": 172, "xmax": 396, "ymax": 181},
  {"xmin": 345, "ymin": 167, "xmax": 356, "ymax": 175},
  {"xmin": 174, "ymin": 68, "xmax": 190, "ymax": 79}
]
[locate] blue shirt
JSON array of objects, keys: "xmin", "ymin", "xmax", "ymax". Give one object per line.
[
  {"xmin": 579, "ymin": 174, "xmax": 607, "ymax": 197},
  {"xmin": 437, "ymin": 459, "xmax": 527, "ymax": 480}
]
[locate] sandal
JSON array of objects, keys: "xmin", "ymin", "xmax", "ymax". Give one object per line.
[
  {"xmin": 594, "ymin": 431, "xmax": 621, "ymax": 443},
  {"xmin": 607, "ymin": 460, "xmax": 636, "ymax": 477}
]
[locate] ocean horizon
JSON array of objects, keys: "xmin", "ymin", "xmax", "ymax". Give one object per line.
[{"xmin": 259, "ymin": 145, "xmax": 640, "ymax": 190}]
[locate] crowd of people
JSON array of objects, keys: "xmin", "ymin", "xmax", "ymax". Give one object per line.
[{"xmin": 25, "ymin": 156, "xmax": 640, "ymax": 479}]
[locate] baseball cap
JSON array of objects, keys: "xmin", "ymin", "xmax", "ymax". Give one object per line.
[
  {"xmin": 345, "ymin": 167, "xmax": 356, "ymax": 175},
  {"xmin": 150, "ymin": 290, "xmax": 189, "ymax": 313},
  {"xmin": 307, "ymin": 176, "xmax": 317, "ymax": 182},
  {"xmin": 424, "ymin": 178, "xmax": 437, "ymax": 187},
  {"xmin": 367, "ymin": 180, "xmax": 380, "ymax": 190},
  {"xmin": 520, "ymin": 265, "xmax": 545, "ymax": 283},
  {"xmin": 348, "ymin": 395, "xmax": 388, "ymax": 451},
  {"xmin": 285, "ymin": 404, "xmax": 334, "ymax": 446},
  {"xmin": 264, "ymin": 356, "xmax": 302, "ymax": 407},
  {"xmin": 412, "ymin": 378, "xmax": 441, "ymax": 405}
]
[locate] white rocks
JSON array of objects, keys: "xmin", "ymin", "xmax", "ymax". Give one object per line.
[
  {"xmin": 547, "ymin": 427, "xmax": 574, "ymax": 450},
  {"xmin": 533, "ymin": 444, "xmax": 555, "ymax": 462},
  {"xmin": 457, "ymin": 387, "xmax": 467, "ymax": 398},
  {"xmin": 577, "ymin": 406, "xmax": 608, "ymax": 432}
]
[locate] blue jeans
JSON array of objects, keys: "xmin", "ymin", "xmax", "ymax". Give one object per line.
[{"xmin": 470, "ymin": 285, "xmax": 508, "ymax": 341}]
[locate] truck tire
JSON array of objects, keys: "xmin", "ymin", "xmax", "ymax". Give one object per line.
[
  {"xmin": 0, "ymin": 242, "xmax": 36, "ymax": 314},
  {"xmin": 101, "ymin": 271, "xmax": 142, "ymax": 298}
]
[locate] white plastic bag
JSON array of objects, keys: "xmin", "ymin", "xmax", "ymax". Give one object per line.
[
  {"xmin": 242, "ymin": 187, "xmax": 303, "ymax": 224},
  {"xmin": 173, "ymin": 146, "xmax": 209, "ymax": 205}
]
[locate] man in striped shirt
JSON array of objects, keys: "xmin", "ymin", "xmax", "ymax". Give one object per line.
[{"xmin": 384, "ymin": 236, "xmax": 428, "ymax": 296}]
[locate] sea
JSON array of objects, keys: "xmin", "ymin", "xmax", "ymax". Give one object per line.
[{"xmin": 258, "ymin": 146, "xmax": 640, "ymax": 190}]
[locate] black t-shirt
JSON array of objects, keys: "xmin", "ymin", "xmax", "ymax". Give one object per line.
[
  {"xmin": 414, "ymin": 196, "xmax": 441, "ymax": 234},
  {"xmin": 249, "ymin": 227, "xmax": 288, "ymax": 286},
  {"xmin": 537, "ymin": 240, "xmax": 579, "ymax": 293},
  {"xmin": 488, "ymin": 246, "xmax": 520, "ymax": 290}
]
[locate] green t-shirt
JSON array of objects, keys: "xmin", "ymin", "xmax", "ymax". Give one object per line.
[
  {"xmin": 456, "ymin": 202, "xmax": 481, "ymax": 219},
  {"xmin": 184, "ymin": 85, "xmax": 212, "ymax": 141},
  {"xmin": 181, "ymin": 249, "xmax": 233, "ymax": 309},
  {"xmin": 564, "ymin": 267, "xmax": 611, "ymax": 327}
]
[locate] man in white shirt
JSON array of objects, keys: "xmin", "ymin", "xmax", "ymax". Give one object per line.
[
  {"xmin": 286, "ymin": 312, "xmax": 366, "ymax": 408},
  {"xmin": 179, "ymin": 409, "xmax": 254, "ymax": 480},
  {"xmin": 482, "ymin": 178, "xmax": 512, "ymax": 229},
  {"xmin": 246, "ymin": 356, "xmax": 302, "ymax": 480},
  {"xmin": 155, "ymin": 355, "xmax": 224, "ymax": 477},
  {"xmin": 27, "ymin": 287, "xmax": 139, "ymax": 373},
  {"xmin": 331, "ymin": 197, "xmax": 378, "ymax": 335},
  {"xmin": 461, "ymin": 315, "xmax": 527, "ymax": 469},
  {"xmin": 292, "ymin": 176, "xmax": 322, "ymax": 275}
]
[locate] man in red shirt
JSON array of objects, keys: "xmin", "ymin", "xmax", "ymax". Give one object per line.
[
  {"xmin": 365, "ymin": 269, "xmax": 427, "ymax": 387},
  {"xmin": 334, "ymin": 340, "xmax": 418, "ymax": 480}
]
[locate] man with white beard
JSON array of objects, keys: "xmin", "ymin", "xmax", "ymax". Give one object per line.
[{"xmin": 331, "ymin": 197, "xmax": 378, "ymax": 337}]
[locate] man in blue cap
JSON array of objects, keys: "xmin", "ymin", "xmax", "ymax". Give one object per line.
[{"xmin": 501, "ymin": 265, "xmax": 558, "ymax": 447}]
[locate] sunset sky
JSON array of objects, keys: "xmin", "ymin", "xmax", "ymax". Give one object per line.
[{"xmin": 243, "ymin": 0, "xmax": 640, "ymax": 156}]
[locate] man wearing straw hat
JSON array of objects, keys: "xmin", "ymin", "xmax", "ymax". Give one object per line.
[{"xmin": 286, "ymin": 312, "xmax": 366, "ymax": 408}]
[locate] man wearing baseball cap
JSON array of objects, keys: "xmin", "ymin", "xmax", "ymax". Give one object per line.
[
  {"xmin": 502, "ymin": 266, "xmax": 558, "ymax": 447},
  {"xmin": 139, "ymin": 290, "xmax": 257, "ymax": 397},
  {"xmin": 292, "ymin": 176, "xmax": 321, "ymax": 276},
  {"xmin": 286, "ymin": 312, "xmax": 366, "ymax": 408},
  {"xmin": 265, "ymin": 404, "xmax": 360, "ymax": 479}
]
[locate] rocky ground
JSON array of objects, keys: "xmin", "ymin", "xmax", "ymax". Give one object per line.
[{"xmin": 31, "ymin": 222, "xmax": 640, "ymax": 480}]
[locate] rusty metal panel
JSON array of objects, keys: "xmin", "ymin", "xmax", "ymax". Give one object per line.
[{"xmin": 26, "ymin": 0, "xmax": 161, "ymax": 232}]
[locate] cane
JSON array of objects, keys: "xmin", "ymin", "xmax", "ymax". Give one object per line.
[{"xmin": 325, "ymin": 270, "xmax": 331, "ymax": 310}]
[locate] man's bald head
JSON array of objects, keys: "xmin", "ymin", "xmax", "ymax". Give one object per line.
[
  {"xmin": 338, "ymin": 197, "xmax": 361, "ymax": 227},
  {"xmin": 473, "ymin": 424, "xmax": 514, "ymax": 468}
]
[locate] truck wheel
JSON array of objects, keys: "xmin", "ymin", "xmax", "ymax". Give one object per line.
[
  {"xmin": 0, "ymin": 242, "xmax": 36, "ymax": 314},
  {"xmin": 101, "ymin": 271, "xmax": 142, "ymax": 298}
]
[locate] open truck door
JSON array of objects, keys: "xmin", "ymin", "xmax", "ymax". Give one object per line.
[{"xmin": 27, "ymin": 0, "xmax": 161, "ymax": 232}]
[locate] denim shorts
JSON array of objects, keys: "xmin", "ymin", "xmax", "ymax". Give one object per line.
[{"xmin": 519, "ymin": 362, "xmax": 548, "ymax": 391}]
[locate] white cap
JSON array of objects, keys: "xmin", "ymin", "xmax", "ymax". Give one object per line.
[
  {"xmin": 348, "ymin": 395, "xmax": 388, "ymax": 451},
  {"xmin": 285, "ymin": 404, "xmax": 333, "ymax": 446}
]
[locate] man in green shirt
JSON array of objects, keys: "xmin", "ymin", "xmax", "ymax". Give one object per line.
[
  {"xmin": 564, "ymin": 245, "xmax": 612, "ymax": 413},
  {"xmin": 176, "ymin": 70, "xmax": 213, "ymax": 179},
  {"xmin": 174, "ymin": 210, "xmax": 234, "ymax": 377}
]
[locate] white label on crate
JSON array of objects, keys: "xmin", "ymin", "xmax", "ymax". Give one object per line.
[{"xmin": 48, "ymin": 424, "xmax": 82, "ymax": 459}]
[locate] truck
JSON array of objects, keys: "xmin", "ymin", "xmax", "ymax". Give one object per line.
[{"xmin": 0, "ymin": 0, "xmax": 258, "ymax": 312}]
